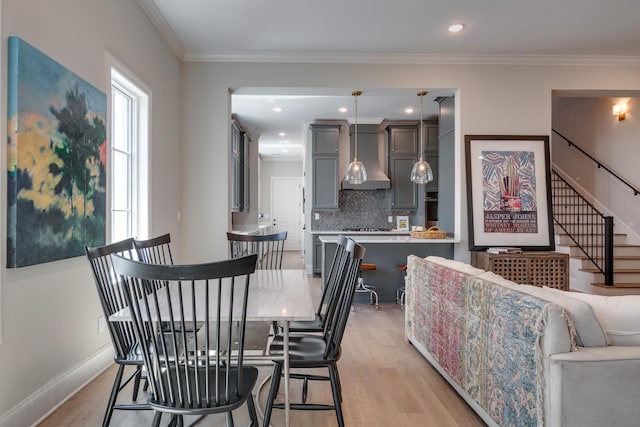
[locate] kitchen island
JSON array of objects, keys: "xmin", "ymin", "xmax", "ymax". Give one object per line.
[{"xmin": 318, "ymin": 234, "xmax": 456, "ymax": 303}]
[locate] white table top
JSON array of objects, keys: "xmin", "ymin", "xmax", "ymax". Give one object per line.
[{"xmin": 109, "ymin": 269, "xmax": 316, "ymax": 323}]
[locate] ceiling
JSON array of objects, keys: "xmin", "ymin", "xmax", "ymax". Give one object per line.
[{"xmin": 137, "ymin": 0, "xmax": 640, "ymax": 160}]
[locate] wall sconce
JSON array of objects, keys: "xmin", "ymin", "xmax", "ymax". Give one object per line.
[{"xmin": 613, "ymin": 103, "xmax": 627, "ymax": 121}]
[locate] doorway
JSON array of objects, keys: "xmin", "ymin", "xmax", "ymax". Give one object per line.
[{"xmin": 270, "ymin": 177, "xmax": 303, "ymax": 251}]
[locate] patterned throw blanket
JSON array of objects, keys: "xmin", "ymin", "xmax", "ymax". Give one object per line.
[{"xmin": 408, "ymin": 257, "xmax": 551, "ymax": 427}]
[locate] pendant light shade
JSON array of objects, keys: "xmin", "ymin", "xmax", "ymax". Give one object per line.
[
  {"xmin": 345, "ymin": 90, "xmax": 367, "ymax": 184},
  {"xmin": 410, "ymin": 91, "xmax": 433, "ymax": 184}
]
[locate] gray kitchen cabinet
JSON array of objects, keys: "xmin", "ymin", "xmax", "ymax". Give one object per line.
[
  {"xmin": 389, "ymin": 155, "xmax": 419, "ymax": 209},
  {"xmin": 311, "ymin": 124, "xmax": 340, "ymax": 210},
  {"xmin": 230, "ymin": 120, "xmax": 242, "ymax": 212},
  {"xmin": 387, "ymin": 123, "xmax": 419, "ymax": 209},
  {"xmin": 242, "ymin": 132, "xmax": 250, "ymax": 212},
  {"xmin": 424, "ymin": 120, "xmax": 438, "ymax": 192},
  {"xmin": 312, "ymin": 124, "xmax": 340, "ymax": 154},
  {"xmin": 435, "ymin": 96, "xmax": 453, "ymax": 232},
  {"xmin": 230, "ymin": 119, "xmax": 250, "ymax": 212},
  {"xmin": 313, "ymin": 234, "xmax": 323, "ymax": 274},
  {"xmin": 389, "ymin": 125, "xmax": 418, "ymax": 155}
]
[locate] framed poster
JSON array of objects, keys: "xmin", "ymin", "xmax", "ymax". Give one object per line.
[
  {"xmin": 396, "ymin": 215, "xmax": 409, "ymax": 231},
  {"xmin": 465, "ymin": 135, "xmax": 554, "ymax": 251}
]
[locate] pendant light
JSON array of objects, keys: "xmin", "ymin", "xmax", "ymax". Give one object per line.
[
  {"xmin": 344, "ymin": 90, "xmax": 367, "ymax": 184},
  {"xmin": 410, "ymin": 91, "xmax": 434, "ymax": 184}
]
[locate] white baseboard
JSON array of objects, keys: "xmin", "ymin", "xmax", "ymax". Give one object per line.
[{"xmin": 0, "ymin": 345, "xmax": 113, "ymax": 427}]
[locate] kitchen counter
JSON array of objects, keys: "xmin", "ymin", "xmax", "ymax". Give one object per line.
[
  {"xmin": 230, "ymin": 223, "xmax": 271, "ymax": 235},
  {"xmin": 319, "ymin": 235, "xmax": 456, "ymax": 244},
  {"xmin": 319, "ymin": 234, "xmax": 456, "ymax": 303},
  {"xmin": 310, "ymin": 230, "xmax": 410, "ymax": 236}
]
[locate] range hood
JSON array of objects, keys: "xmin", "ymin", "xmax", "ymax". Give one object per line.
[{"xmin": 342, "ymin": 124, "xmax": 391, "ymax": 190}]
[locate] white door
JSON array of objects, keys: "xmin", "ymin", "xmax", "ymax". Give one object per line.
[{"xmin": 271, "ymin": 177, "xmax": 302, "ymax": 251}]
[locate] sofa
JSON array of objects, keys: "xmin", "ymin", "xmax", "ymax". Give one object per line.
[{"xmin": 405, "ymin": 255, "xmax": 640, "ymax": 427}]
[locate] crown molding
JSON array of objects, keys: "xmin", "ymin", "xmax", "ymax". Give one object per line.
[
  {"xmin": 136, "ymin": 0, "xmax": 186, "ymax": 59},
  {"xmin": 183, "ymin": 51, "xmax": 640, "ymax": 66}
]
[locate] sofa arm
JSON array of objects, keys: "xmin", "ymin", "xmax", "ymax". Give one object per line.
[{"xmin": 546, "ymin": 346, "xmax": 640, "ymax": 427}]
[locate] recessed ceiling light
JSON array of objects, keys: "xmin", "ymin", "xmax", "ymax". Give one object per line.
[
  {"xmin": 278, "ymin": 131, "xmax": 286, "ymax": 137},
  {"xmin": 405, "ymin": 107, "xmax": 415, "ymax": 114},
  {"xmin": 447, "ymin": 23, "xmax": 465, "ymax": 33},
  {"xmin": 273, "ymin": 107, "xmax": 282, "ymax": 113},
  {"xmin": 282, "ymin": 149, "xmax": 288, "ymax": 153},
  {"xmin": 339, "ymin": 107, "xmax": 348, "ymax": 113}
]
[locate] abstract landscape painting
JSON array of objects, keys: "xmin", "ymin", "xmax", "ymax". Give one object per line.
[{"xmin": 7, "ymin": 37, "xmax": 107, "ymax": 267}]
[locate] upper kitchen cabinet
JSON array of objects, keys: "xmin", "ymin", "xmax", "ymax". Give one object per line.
[
  {"xmin": 312, "ymin": 124, "xmax": 340, "ymax": 154},
  {"xmin": 230, "ymin": 119, "xmax": 250, "ymax": 212},
  {"xmin": 424, "ymin": 120, "xmax": 439, "ymax": 191},
  {"xmin": 435, "ymin": 96, "xmax": 454, "ymax": 234},
  {"xmin": 389, "ymin": 124, "xmax": 418, "ymax": 155},
  {"xmin": 242, "ymin": 132, "xmax": 250, "ymax": 211},
  {"xmin": 311, "ymin": 124, "xmax": 340, "ymax": 210},
  {"xmin": 387, "ymin": 123, "xmax": 419, "ymax": 209}
]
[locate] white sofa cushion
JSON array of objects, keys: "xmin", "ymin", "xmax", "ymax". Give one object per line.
[
  {"xmin": 544, "ymin": 290, "xmax": 640, "ymax": 346},
  {"xmin": 425, "ymin": 255, "xmax": 486, "ymax": 276},
  {"xmin": 478, "ymin": 272, "xmax": 607, "ymax": 347}
]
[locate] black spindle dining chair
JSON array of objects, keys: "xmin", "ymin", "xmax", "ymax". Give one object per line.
[
  {"xmin": 85, "ymin": 238, "xmax": 151, "ymax": 427},
  {"xmin": 133, "ymin": 233, "xmax": 174, "ymax": 265},
  {"xmin": 112, "ymin": 253, "xmax": 259, "ymax": 427},
  {"xmin": 288, "ymin": 234, "xmax": 350, "ymax": 333},
  {"xmin": 226, "ymin": 231, "xmax": 287, "ymax": 270},
  {"xmin": 263, "ymin": 239, "xmax": 365, "ymax": 427}
]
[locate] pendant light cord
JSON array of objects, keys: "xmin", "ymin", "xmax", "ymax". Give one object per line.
[
  {"xmin": 353, "ymin": 90, "xmax": 361, "ymax": 161},
  {"xmin": 418, "ymin": 90, "xmax": 427, "ymax": 162}
]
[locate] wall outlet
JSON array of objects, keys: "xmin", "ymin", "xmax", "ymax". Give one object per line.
[
  {"xmin": 314, "ymin": 213, "xmax": 320, "ymax": 220},
  {"xmin": 388, "ymin": 215, "xmax": 393, "ymax": 223},
  {"xmin": 98, "ymin": 316, "xmax": 106, "ymax": 333}
]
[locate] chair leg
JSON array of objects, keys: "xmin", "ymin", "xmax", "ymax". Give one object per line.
[
  {"xmin": 263, "ymin": 363, "xmax": 282, "ymax": 427},
  {"xmin": 335, "ymin": 365, "xmax": 343, "ymax": 402},
  {"xmin": 246, "ymin": 394, "xmax": 258, "ymax": 427},
  {"xmin": 102, "ymin": 364, "xmax": 125, "ymax": 427},
  {"xmin": 329, "ymin": 363, "xmax": 345, "ymax": 427},
  {"xmin": 151, "ymin": 411, "xmax": 162, "ymax": 427},
  {"xmin": 225, "ymin": 411, "xmax": 235, "ymax": 427},
  {"xmin": 131, "ymin": 365, "xmax": 142, "ymax": 401}
]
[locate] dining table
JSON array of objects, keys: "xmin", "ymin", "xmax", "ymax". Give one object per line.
[{"xmin": 109, "ymin": 268, "xmax": 316, "ymax": 427}]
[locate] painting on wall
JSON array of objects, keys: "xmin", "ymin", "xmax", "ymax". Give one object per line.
[
  {"xmin": 7, "ymin": 37, "xmax": 107, "ymax": 267},
  {"xmin": 465, "ymin": 135, "xmax": 554, "ymax": 251}
]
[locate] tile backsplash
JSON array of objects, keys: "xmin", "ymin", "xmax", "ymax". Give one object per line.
[{"xmin": 312, "ymin": 190, "xmax": 416, "ymax": 230}]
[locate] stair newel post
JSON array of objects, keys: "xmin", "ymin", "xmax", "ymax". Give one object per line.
[{"xmin": 604, "ymin": 216, "xmax": 614, "ymax": 286}]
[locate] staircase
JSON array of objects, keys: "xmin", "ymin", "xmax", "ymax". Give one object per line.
[
  {"xmin": 550, "ymin": 129, "xmax": 640, "ymax": 295},
  {"xmin": 554, "ymin": 225, "xmax": 640, "ymax": 295},
  {"xmin": 552, "ymin": 168, "xmax": 640, "ymax": 295}
]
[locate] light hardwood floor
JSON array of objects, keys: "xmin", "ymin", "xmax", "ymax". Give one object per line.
[{"xmin": 39, "ymin": 251, "xmax": 484, "ymax": 426}]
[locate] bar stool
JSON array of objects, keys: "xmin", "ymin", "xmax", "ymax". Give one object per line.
[
  {"xmin": 396, "ymin": 264, "xmax": 407, "ymax": 308},
  {"xmin": 356, "ymin": 263, "xmax": 379, "ymax": 308}
]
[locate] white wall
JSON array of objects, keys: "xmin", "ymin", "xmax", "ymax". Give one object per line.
[
  {"xmin": 0, "ymin": 0, "xmax": 181, "ymax": 425},
  {"xmin": 552, "ymin": 96, "xmax": 640, "ymax": 237},
  {"xmin": 181, "ymin": 62, "xmax": 640, "ymax": 263}
]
